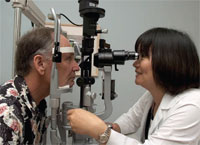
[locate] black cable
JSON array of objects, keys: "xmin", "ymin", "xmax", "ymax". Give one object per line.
[{"xmin": 60, "ymin": 13, "xmax": 82, "ymax": 26}]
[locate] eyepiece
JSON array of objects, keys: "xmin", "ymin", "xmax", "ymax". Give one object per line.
[
  {"xmin": 94, "ymin": 50, "xmax": 139, "ymax": 68},
  {"xmin": 125, "ymin": 51, "xmax": 139, "ymax": 60}
]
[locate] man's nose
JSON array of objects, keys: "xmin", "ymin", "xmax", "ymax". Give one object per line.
[{"xmin": 73, "ymin": 61, "xmax": 80, "ymax": 71}]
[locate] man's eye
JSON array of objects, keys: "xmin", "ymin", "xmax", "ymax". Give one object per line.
[{"xmin": 65, "ymin": 56, "xmax": 74, "ymax": 61}]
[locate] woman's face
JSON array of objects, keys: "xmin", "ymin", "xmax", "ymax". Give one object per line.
[{"xmin": 133, "ymin": 52, "xmax": 157, "ymax": 91}]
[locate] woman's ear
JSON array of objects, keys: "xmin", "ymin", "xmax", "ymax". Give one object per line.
[{"xmin": 33, "ymin": 55, "xmax": 46, "ymax": 75}]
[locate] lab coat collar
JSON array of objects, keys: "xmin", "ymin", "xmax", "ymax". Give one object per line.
[
  {"xmin": 148, "ymin": 93, "xmax": 176, "ymax": 134},
  {"xmin": 160, "ymin": 93, "xmax": 177, "ymax": 110}
]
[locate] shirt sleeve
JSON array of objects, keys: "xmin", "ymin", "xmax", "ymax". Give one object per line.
[{"xmin": 0, "ymin": 103, "xmax": 23, "ymax": 144}]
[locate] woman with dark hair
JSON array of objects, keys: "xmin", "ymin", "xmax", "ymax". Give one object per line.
[{"xmin": 67, "ymin": 27, "xmax": 200, "ymax": 145}]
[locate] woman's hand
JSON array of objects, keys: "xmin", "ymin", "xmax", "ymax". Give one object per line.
[
  {"xmin": 112, "ymin": 123, "xmax": 121, "ymax": 133},
  {"xmin": 67, "ymin": 108, "xmax": 107, "ymax": 140},
  {"xmin": 105, "ymin": 122, "xmax": 121, "ymax": 133}
]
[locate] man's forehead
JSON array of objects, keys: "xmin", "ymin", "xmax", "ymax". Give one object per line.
[{"xmin": 52, "ymin": 47, "xmax": 74, "ymax": 54}]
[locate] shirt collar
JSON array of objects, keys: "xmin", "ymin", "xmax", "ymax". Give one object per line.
[{"xmin": 14, "ymin": 75, "xmax": 37, "ymax": 113}]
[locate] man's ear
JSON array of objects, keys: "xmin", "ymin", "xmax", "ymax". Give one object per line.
[{"xmin": 33, "ymin": 55, "xmax": 46, "ymax": 75}]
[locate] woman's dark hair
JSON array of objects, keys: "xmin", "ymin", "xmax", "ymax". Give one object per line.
[{"xmin": 135, "ymin": 27, "xmax": 200, "ymax": 95}]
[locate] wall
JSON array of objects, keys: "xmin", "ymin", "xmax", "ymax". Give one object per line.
[
  {"xmin": 0, "ymin": 0, "xmax": 35, "ymax": 83},
  {"xmin": 0, "ymin": 0, "xmax": 2, "ymax": 81},
  {"xmin": 0, "ymin": 1, "xmax": 13, "ymax": 83},
  {"xmin": 199, "ymin": 0, "xmax": 200, "ymax": 54},
  {"xmin": 0, "ymin": 0, "xmax": 199, "ymax": 143}
]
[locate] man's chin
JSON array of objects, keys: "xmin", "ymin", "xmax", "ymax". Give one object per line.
[{"xmin": 69, "ymin": 82, "xmax": 75, "ymax": 87}]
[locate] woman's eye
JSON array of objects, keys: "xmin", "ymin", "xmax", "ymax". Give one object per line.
[{"xmin": 138, "ymin": 55, "xmax": 143, "ymax": 60}]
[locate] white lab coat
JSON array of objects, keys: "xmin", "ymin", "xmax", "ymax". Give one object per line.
[{"xmin": 107, "ymin": 88, "xmax": 200, "ymax": 145}]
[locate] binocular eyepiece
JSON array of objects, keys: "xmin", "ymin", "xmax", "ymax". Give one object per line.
[{"xmin": 94, "ymin": 50, "xmax": 139, "ymax": 68}]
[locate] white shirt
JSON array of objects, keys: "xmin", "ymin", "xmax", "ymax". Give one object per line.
[{"xmin": 107, "ymin": 89, "xmax": 200, "ymax": 145}]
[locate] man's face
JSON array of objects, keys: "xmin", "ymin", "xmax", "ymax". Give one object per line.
[
  {"xmin": 45, "ymin": 35, "xmax": 79, "ymax": 88},
  {"xmin": 57, "ymin": 52, "xmax": 79, "ymax": 87},
  {"xmin": 57, "ymin": 35, "xmax": 80, "ymax": 87}
]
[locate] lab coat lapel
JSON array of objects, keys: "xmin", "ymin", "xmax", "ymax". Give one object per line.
[
  {"xmin": 140, "ymin": 94, "xmax": 154, "ymax": 142},
  {"xmin": 148, "ymin": 93, "xmax": 174, "ymax": 135}
]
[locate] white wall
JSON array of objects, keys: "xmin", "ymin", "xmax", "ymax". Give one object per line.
[
  {"xmin": 0, "ymin": 0, "xmax": 199, "ymax": 143},
  {"xmin": 199, "ymin": 0, "xmax": 200, "ymax": 55},
  {"xmin": 0, "ymin": 0, "xmax": 13, "ymax": 83},
  {"xmin": 0, "ymin": 0, "xmax": 2, "ymax": 81}
]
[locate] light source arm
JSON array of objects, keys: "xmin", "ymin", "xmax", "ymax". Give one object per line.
[{"xmin": 12, "ymin": 0, "xmax": 46, "ymax": 27}]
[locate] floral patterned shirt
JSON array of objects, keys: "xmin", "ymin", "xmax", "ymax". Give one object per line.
[{"xmin": 0, "ymin": 75, "xmax": 47, "ymax": 145}]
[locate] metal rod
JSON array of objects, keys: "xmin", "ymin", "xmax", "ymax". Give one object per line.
[{"xmin": 13, "ymin": 7, "xmax": 22, "ymax": 76}]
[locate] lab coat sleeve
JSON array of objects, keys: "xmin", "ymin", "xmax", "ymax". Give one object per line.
[
  {"xmin": 107, "ymin": 92, "xmax": 200, "ymax": 145},
  {"xmin": 115, "ymin": 91, "xmax": 153, "ymax": 134},
  {"xmin": 146, "ymin": 104, "xmax": 200, "ymax": 145},
  {"xmin": 107, "ymin": 129, "xmax": 143, "ymax": 145}
]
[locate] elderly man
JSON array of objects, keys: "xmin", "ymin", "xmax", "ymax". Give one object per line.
[{"xmin": 0, "ymin": 27, "xmax": 79, "ymax": 144}]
